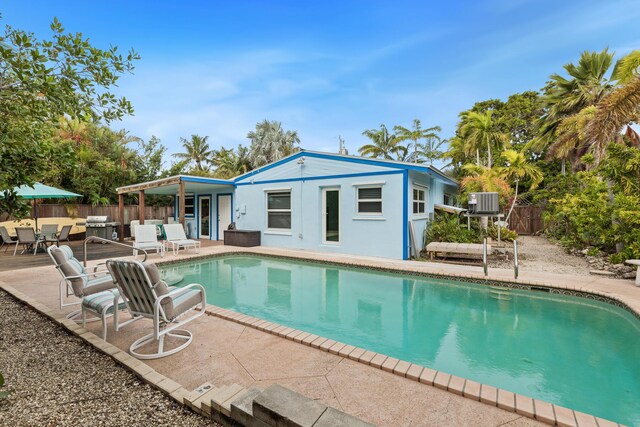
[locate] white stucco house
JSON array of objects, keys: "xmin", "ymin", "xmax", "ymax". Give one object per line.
[{"xmin": 117, "ymin": 150, "xmax": 458, "ymax": 260}]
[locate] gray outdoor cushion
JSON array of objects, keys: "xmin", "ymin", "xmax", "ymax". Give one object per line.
[
  {"xmin": 59, "ymin": 258, "xmax": 87, "ymax": 296},
  {"xmin": 84, "ymin": 275, "xmax": 116, "ymax": 296},
  {"xmin": 143, "ymin": 263, "xmax": 201, "ymax": 320},
  {"xmin": 164, "ymin": 289, "xmax": 202, "ymax": 321},
  {"xmin": 51, "ymin": 245, "xmax": 75, "ymax": 266},
  {"xmin": 144, "ymin": 263, "xmax": 173, "ymax": 316}
]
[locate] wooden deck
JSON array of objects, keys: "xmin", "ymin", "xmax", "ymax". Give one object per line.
[{"xmin": 0, "ymin": 238, "xmax": 222, "ymax": 272}]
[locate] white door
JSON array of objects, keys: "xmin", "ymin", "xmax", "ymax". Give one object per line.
[
  {"xmin": 199, "ymin": 196, "xmax": 211, "ymax": 239},
  {"xmin": 322, "ymin": 188, "xmax": 340, "ymax": 244},
  {"xmin": 217, "ymin": 195, "xmax": 232, "ymax": 240}
]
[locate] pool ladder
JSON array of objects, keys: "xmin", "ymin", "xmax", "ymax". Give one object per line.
[
  {"xmin": 483, "ymin": 238, "xmax": 519, "ymax": 280},
  {"xmin": 483, "ymin": 238, "xmax": 488, "ymax": 277},
  {"xmin": 82, "ymin": 236, "xmax": 148, "ymax": 267},
  {"xmin": 513, "ymin": 240, "xmax": 519, "ymax": 279}
]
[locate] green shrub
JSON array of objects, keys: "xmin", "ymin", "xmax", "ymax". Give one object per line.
[
  {"xmin": 424, "ymin": 214, "xmax": 479, "ymax": 244},
  {"xmin": 586, "ymin": 247, "xmax": 601, "ymax": 257},
  {"xmin": 543, "ymin": 168, "xmax": 640, "ymax": 262},
  {"xmin": 487, "ymin": 225, "xmax": 518, "ymax": 242}
]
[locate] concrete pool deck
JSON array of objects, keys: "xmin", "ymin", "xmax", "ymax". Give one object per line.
[{"xmin": 1, "ymin": 244, "xmax": 637, "ymax": 426}]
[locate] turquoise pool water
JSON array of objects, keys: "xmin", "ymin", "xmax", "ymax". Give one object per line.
[{"xmin": 160, "ymin": 255, "xmax": 640, "ymax": 425}]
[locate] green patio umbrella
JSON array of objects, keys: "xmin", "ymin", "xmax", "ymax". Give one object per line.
[{"xmin": 3, "ymin": 183, "xmax": 82, "ymax": 230}]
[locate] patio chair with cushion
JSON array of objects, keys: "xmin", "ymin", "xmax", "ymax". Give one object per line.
[
  {"xmin": 0, "ymin": 226, "xmax": 18, "ymax": 253},
  {"xmin": 133, "ymin": 224, "xmax": 164, "ymax": 259},
  {"xmin": 106, "ymin": 259, "xmax": 206, "ymax": 359},
  {"xmin": 48, "ymin": 244, "xmax": 116, "ymax": 316},
  {"xmin": 14, "ymin": 227, "xmax": 46, "ymax": 256},
  {"xmin": 163, "ymin": 223, "xmax": 201, "ymax": 256}
]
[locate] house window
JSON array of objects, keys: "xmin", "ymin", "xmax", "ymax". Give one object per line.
[
  {"xmin": 356, "ymin": 186, "xmax": 383, "ymax": 214},
  {"xmin": 185, "ymin": 194, "xmax": 195, "ymax": 216},
  {"xmin": 443, "ymin": 193, "xmax": 454, "ymax": 206},
  {"xmin": 266, "ymin": 191, "xmax": 291, "ymax": 230},
  {"xmin": 413, "ymin": 186, "xmax": 426, "ymax": 215}
]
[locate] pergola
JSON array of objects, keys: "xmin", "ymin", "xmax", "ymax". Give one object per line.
[{"xmin": 116, "ymin": 175, "xmax": 234, "ymax": 241}]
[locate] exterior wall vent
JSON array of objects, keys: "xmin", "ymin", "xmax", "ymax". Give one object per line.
[{"xmin": 468, "ymin": 192, "xmax": 499, "ymax": 214}]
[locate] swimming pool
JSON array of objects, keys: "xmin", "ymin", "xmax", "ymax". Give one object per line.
[{"xmin": 159, "ymin": 255, "xmax": 640, "ymax": 425}]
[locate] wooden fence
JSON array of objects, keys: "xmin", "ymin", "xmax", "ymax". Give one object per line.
[
  {"xmin": 508, "ymin": 205, "xmax": 543, "ymax": 235},
  {"xmin": 33, "ymin": 204, "xmax": 174, "ymax": 225}
]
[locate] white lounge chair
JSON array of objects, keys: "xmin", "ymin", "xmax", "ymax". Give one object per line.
[
  {"xmin": 106, "ymin": 259, "xmax": 206, "ymax": 359},
  {"xmin": 163, "ymin": 223, "xmax": 201, "ymax": 256},
  {"xmin": 133, "ymin": 224, "xmax": 164, "ymax": 258}
]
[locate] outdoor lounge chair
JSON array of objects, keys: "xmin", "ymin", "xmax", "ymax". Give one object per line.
[
  {"xmin": 14, "ymin": 227, "xmax": 46, "ymax": 256},
  {"xmin": 0, "ymin": 226, "xmax": 18, "ymax": 253},
  {"xmin": 133, "ymin": 224, "xmax": 164, "ymax": 258},
  {"xmin": 106, "ymin": 259, "xmax": 206, "ymax": 359},
  {"xmin": 163, "ymin": 223, "xmax": 201, "ymax": 256}
]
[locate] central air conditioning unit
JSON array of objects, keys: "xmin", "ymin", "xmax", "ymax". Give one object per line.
[{"xmin": 468, "ymin": 192, "xmax": 499, "ymax": 214}]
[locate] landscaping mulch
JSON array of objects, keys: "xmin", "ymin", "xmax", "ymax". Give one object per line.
[{"xmin": 0, "ymin": 290, "xmax": 220, "ymax": 426}]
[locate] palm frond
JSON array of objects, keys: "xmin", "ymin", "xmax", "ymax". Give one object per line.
[
  {"xmin": 612, "ymin": 50, "xmax": 640, "ymax": 84},
  {"xmin": 586, "ymin": 76, "xmax": 640, "ymax": 162}
]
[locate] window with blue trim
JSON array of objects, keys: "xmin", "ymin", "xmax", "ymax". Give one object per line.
[
  {"xmin": 356, "ymin": 186, "xmax": 383, "ymax": 214},
  {"xmin": 266, "ymin": 191, "xmax": 291, "ymax": 230},
  {"xmin": 413, "ymin": 185, "xmax": 427, "ymax": 215},
  {"xmin": 185, "ymin": 194, "xmax": 195, "ymax": 216}
]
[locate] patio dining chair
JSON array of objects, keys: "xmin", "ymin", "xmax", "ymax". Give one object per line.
[
  {"xmin": 163, "ymin": 223, "xmax": 201, "ymax": 256},
  {"xmin": 0, "ymin": 226, "xmax": 18, "ymax": 253},
  {"xmin": 40, "ymin": 224, "xmax": 59, "ymax": 245},
  {"xmin": 14, "ymin": 227, "xmax": 46, "ymax": 256},
  {"xmin": 133, "ymin": 224, "xmax": 164, "ymax": 259},
  {"xmin": 106, "ymin": 259, "xmax": 205, "ymax": 359},
  {"xmin": 46, "ymin": 224, "xmax": 72, "ymax": 246}
]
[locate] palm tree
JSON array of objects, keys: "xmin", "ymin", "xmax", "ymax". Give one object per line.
[
  {"xmin": 460, "ymin": 111, "xmax": 509, "ymax": 168},
  {"xmin": 533, "ymin": 49, "xmax": 615, "ymax": 154},
  {"xmin": 212, "ymin": 145, "xmax": 252, "ymax": 178},
  {"xmin": 548, "ymin": 106, "xmax": 597, "ymax": 172},
  {"xmin": 586, "ymin": 50, "xmax": 640, "ymax": 159},
  {"xmin": 442, "ymin": 136, "xmax": 467, "ymax": 169},
  {"xmin": 500, "ymin": 149, "xmax": 544, "ymax": 190},
  {"xmin": 173, "ymin": 134, "xmax": 213, "ymax": 171},
  {"xmin": 359, "ymin": 124, "xmax": 405, "ymax": 160},
  {"xmin": 247, "ymin": 120, "xmax": 300, "ymax": 168},
  {"xmin": 499, "ymin": 149, "xmax": 544, "ymax": 223},
  {"xmin": 393, "ymin": 119, "xmax": 442, "ymax": 163}
]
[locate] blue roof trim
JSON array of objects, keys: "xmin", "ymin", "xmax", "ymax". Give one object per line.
[
  {"xmin": 233, "ymin": 152, "xmax": 307, "ymax": 182},
  {"xmin": 402, "ymin": 170, "xmax": 408, "ymax": 260},
  {"xmin": 233, "ymin": 151, "xmax": 457, "ymax": 186},
  {"xmin": 181, "ymin": 176, "xmax": 235, "ymax": 186},
  {"xmin": 235, "ymin": 170, "xmax": 402, "ymax": 187}
]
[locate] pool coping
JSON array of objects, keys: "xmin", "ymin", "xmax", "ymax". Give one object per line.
[{"xmin": 155, "ymin": 247, "xmax": 632, "ymax": 427}]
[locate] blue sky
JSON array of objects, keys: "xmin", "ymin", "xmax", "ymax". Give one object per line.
[{"xmin": 4, "ymin": 1, "xmax": 640, "ymax": 163}]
